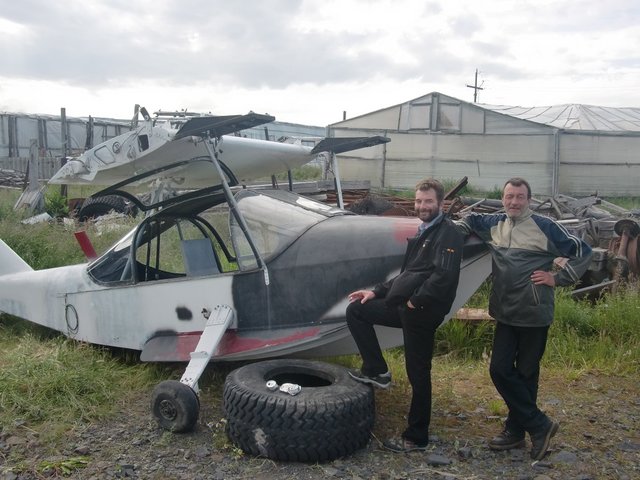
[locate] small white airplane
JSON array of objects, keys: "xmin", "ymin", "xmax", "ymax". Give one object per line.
[
  {"xmin": 1, "ymin": 111, "xmax": 492, "ymax": 433},
  {"xmin": 48, "ymin": 108, "xmax": 372, "ymax": 191}
]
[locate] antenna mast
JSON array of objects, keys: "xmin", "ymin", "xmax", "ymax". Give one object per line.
[{"xmin": 466, "ymin": 69, "xmax": 484, "ymax": 102}]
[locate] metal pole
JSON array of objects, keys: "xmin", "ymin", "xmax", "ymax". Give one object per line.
[
  {"xmin": 552, "ymin": 129, "xmax": 560, "ymax": 196},
  {"xmin": 60, "ymin": 107, "xmax": 68, "ymax": 198},
  {"xmin": 331, "ymin": 152, "xmax": 344, "ymax": 209},
  {"xmin": 202, "ymin": 137, "xmax": 270, "ymax": 285}
]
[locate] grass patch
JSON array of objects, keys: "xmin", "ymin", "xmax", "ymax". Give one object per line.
[
  {"xmin": 274, "ymin": 164, "xmax": 323, "ymax": 181},
  {"xmin": 0, "ymin": 316, "xmax": 159, "ymax": 443},
  {"xmin": 435, "ymin": 319, "xmax": 494, "ymax": 360},
  {"xmin": 546, "ymin": 286, "xmax": 640, "ymax": 374},
  {"xmin": 254, "ymin": 164, "xmax": 323, "ymax": 184},
  {"xmin": 0, "ymin": 188, "xmax": 21, "ymax": 218},
  {"xmin": 0, "ymin": 201, "xmax": 138, "ymax": 269},
  {"xmin": 603, "ymin": 196, "xmax": 640, "ymax": 210}
]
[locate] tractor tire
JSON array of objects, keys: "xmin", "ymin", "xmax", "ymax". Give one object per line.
[
  {"xmin": 223, "ymin": 359, "xmax": 375, "ymax": 462},
  {"xmin": 77, "ymin": 195, "xmax": 132, "ymax": 221}
]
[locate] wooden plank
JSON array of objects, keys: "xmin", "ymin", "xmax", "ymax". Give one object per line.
[{"xmin": 452, "ymin": 308, "xmax": 494, "ymax": 322}]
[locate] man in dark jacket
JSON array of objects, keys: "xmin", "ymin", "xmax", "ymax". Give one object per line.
[
  {"xmin": 457, "ymin": 177, "xmax": 592, "ymax": 461},
  {"xmin": 346, "ymin": 178, "xmax": 463, "ymax": 453}
]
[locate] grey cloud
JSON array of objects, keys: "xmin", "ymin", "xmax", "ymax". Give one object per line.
[
  {"xmin": 0, "ymin": 0, "xmax": 428, "ymax": 88},
  {"xmin": 477, "ymin": 61, "xmax": 526, "ymax": 81},
  {"xmin": 448, "ymin": 14, "xmax": 482, "ymax": 36},
  {"xmin": 516, "ymin": 1, "xmax": 640, "ymax": 33},
  {"xmin": 12, "ymin": 0, "xmax": 618, "ymax": 92},
  {"xmin": 470, "ymin": 41, "xmax": 510, "ymax": 59},
  {"xmin": 398, "ymin": 31, "xmax": 469, "ymax": 81}
]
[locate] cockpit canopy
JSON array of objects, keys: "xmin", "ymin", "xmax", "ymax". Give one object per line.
[{"xmin": 88, "ymin": 189, "xmax": 351, "ymax": 285}]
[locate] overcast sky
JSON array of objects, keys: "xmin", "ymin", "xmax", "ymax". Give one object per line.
[{"xmin": 1, "ymin": 0, "xmax": 639, "ymax": 125}]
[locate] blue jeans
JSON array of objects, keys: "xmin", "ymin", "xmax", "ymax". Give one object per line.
[
  {"xmin": 489, "ymin": 321, "xmax": 551, "ymax": 435},
  {"xmin": 346, "ymin": 298, "xmax": 445, "ymax": 445}
]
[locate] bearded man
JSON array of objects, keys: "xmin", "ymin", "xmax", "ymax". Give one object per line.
[{"xmin": 346, "ymin": 178, "xmax": 463, "ymax": 452}]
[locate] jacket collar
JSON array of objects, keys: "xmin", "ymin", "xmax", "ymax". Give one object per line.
[
  {"xmin": 507, "ymin": 205, "xmax": 532, "ymax": 224},
  {"xmin": 417, "ymin": 211, "xmax": 444, "ymax": 236}
]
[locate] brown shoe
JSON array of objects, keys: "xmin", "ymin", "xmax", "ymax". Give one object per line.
[
  {"xmin": 489, "ymin": 429, "xmax": 526, "ymax": 451},
  {"xmin": 530, "ymin": 421, "xmax": 559, "ymax": 460}
]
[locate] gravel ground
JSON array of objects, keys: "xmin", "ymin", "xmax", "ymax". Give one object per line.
[{"xmin": 1, "ymin": 372, "xmax": 638, "ymax": 480}]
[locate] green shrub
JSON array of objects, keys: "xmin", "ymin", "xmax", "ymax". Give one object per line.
[{"xmin": 44, "ymin": 189, "xmax": 69, "ymax": 218}]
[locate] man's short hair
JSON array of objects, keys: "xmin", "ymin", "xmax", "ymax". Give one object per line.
[
  {"xmin": 415, "ymin": 178, "xmax": 445, "ymax": 202},
  {"xmin": 503, "ymin": 177, "xmax": 532, "ymax": 199}
]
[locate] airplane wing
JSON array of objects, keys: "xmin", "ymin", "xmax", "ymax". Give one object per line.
[
  {"xmin": 311, "ymin": 136, "xmax": 390, "ymax": 155},
  {"xmin": 174, "ymin": 113, "xmax": 275, "ymax": 140}
]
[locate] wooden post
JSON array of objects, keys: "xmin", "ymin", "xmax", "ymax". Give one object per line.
[{"xmin": 85, "ymin": 115, "xmax": 94, "ymax": 149}]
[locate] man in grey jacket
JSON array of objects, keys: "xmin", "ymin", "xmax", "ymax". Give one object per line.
[{"xmin": 457, "ymin": 177, "xmax": 592, "ymax": 461}]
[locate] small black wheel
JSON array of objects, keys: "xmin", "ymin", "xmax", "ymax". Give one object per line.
[{"xmin": 151, "ymin": 380, "xmax": 199, "ymax": 433}]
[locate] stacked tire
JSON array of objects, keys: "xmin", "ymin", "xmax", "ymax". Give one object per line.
[
  {"xmin": 77, "ymin": 195, "xmax": 137, "ymax": 221},
  {"xmin": 223, "ymin": 359, "xmax": 375, "ymax": 462}
]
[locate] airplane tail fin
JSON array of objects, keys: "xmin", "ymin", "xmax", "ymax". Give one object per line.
[{"xmin": 0, "ymin": 239, "xmax": 33, "ymax": 275}]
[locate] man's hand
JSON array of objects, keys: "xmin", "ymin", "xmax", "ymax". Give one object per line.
[
  {"xmin": 531, "ymin": 270, "xmax": 555, "ymax": 287},
  {"xmin": 348, "ymin": 290, "xmax": 376, "ymax": 304}
]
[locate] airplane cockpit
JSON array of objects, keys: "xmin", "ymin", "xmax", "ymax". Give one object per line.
[{"xmin": 87, "ymin": 189, "xmax": 351, "ymax": 285}]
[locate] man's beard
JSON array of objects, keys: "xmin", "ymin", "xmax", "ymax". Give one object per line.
[{"xmin": 418, "ymin": 208, "xmax": 439, "ymax": 223}]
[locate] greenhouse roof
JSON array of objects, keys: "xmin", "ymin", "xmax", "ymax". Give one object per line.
[{"xmin": 479, "ymin": 103, "xmax": 640, "ymax": 132}]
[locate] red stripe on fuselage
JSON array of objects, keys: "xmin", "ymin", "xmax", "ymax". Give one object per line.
[
  {"xmin": 171, "ymin": 327, "xmax": 321, "ymax": 358},
  {"xmin": 216, "ymin": 328, "xmax": 321, "ymax": 355},
  {"xmin": 393, "ymin": 218, "xmax": 421, "ymax": 242}
]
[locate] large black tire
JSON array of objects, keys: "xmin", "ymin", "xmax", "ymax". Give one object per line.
[
  {"xmin": 223, "ymin": 359, "xmax": 375, "ymax": 462},
  {"xmin": 77, "ymin": 195, "xmax": 133, "ymax": 221},
  {"xmin": 151, "ymin": 380, "xmax": 200, "ymax": 433}
]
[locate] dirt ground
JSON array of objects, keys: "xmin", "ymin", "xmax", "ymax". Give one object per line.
[{"xmin": 1, "ymin": 369, "xmax": 638, "ymax": 479}]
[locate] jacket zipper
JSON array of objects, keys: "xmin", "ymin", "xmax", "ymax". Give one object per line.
[{"xmin": 531, "ymin": 283, "xmax": 540, "ymax": 305}]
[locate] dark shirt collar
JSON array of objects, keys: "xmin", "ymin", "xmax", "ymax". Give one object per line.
[{"xmin": 417, "ymin": 211, "xmax": 443, "ymax": 235}]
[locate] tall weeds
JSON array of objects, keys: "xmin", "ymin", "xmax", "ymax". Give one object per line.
[
  {"xmin": 547, "ymin": 286, "xmax": 640, "ymax": 374},
  {"xmin": 0, "ymin": 317, "xmax": 157, "ymax": 439}
]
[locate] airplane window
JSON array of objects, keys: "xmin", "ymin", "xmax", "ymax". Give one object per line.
[
  {"xmin": 134, "ymin": 218, "xmax": 189, "ymax": 281},
  {"xmin": 261, "ymin": 189, "xmax": 347, "ymax": 216},
  {"xmin": 88, "ymin": 216, "xmax": 232, "ymax": 284},
  {"xmin": 93, "ymin": 145, "xmax": 116, "ymax": 165},
  {"xmin": 87, "ymin": 229, "xmax": 136, "ymax": 284},
  {"xmin": 230, "ymin": 190, "xmax": 325, "ymax": 270},
  {"xmin": 138, "ymin": 134, "xmax": 149, "ymax": 151},
  {"xmin": 197, "ymin": 207, "xmax": 239, "ymax": 272}
]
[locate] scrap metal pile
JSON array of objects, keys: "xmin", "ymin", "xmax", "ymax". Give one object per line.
[{"xmin": 0, "ymin": 169, "xmax": 25, "ymax": 188}]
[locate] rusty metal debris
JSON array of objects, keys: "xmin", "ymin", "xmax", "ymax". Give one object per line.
[{"xmin": 0, "ymin": 169, "xmax": 26, "ymax": 188}]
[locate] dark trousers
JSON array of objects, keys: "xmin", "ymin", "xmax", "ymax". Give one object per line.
[
  {"xmin": 346, "ymin": 298, "xmax": 444, "ymax": 445},
  {"xmin": 489, "ymin": 321, "xmax": 550, "ymax": 435}
]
